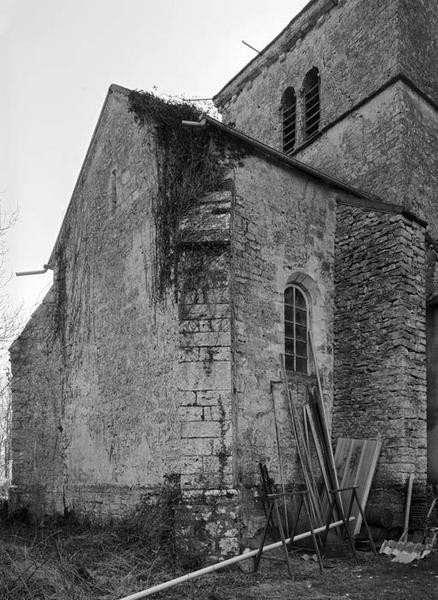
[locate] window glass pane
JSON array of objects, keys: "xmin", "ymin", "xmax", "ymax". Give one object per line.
[
  {"xmin": 295, "ymin": 288, "xmax": 306, "ymax": 308},
  {"xmin": 296, "ymin": 325, "xmax": 307, "ymax": 341},
  {"xmin": 285, "ymin": 318, "xmax": 294, "ymax": 338},
  {"xmin": 285, "ymin": 337, "xmax": 295, "ymax": 355},
  {"xmin": 284, "ymin": 284, "xmax": 309, "ymax": 373},
  {"xmin": 284, "ymin": 287, "xmax": 294, "ymax": 305},
  {"xmin": 284, "ymin": 305, "xmax": 295, "ymax": 323},
  {"xmin": 295, "ymin": 308, "xmax": 307, "ymax": 325},
  {"xmin": 285, "ymin": 354, "xmax": 295, "ymax": 371},
  {"xmin": 296, "ymin": 357, "xmax": 307, "ymax": 373},
  {"xmin": 296, "ymin": 340, "xmax": 307, "ymax": 357}
]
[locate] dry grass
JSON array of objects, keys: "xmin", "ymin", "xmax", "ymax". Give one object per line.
[
  {"xmin": 0, "ymin": 498, "xmax": 184, "ymax": 600},
  {"xmin": 0, "ymin": 506, "xmax": 253, "ymax": 600},
  {"xmin": 0, "ymin": 501, "xmax": 437, "ymax": 600}
]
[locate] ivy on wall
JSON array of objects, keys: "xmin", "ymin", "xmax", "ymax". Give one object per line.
[{"xmin": 128, "ymin": 91, "xmax": 227, "ymax": 300}]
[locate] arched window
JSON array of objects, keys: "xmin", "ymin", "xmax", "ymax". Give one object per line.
[
  {"xmin": 303, "ymin": 67, "xmax": 320, "ymax": 140},
  {"xmin": 284, "ymin": 285, "xmax": 309, "ymax": 373},
  {"xmin": 282, "ymin": 87, "xmax": 297, "ymax": 155}
]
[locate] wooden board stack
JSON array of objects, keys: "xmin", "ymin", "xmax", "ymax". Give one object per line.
[{"xmin": 279, "ymin": 344, "xmax": 382, "ymax": 533}]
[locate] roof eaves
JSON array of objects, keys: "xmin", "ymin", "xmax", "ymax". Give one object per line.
[
  {"xmin": 199, "ymin": 116, "xmax": 427, "ymax": 226},
  {"xmin": 203, "ymin": 115, "xmax": 396, "ymax": 207}
]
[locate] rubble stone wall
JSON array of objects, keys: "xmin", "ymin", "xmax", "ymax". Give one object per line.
[
  {"xmin": 10, "ymin": 87, "xmax": 183, "ymax": 518},
  {"xmin": 296, "ymin": 82, "xmax": 438, "ymax": 232},
  {"xmin": 294, "ymin": 83, "xmax": 406, "ymax": 206},
  {"xmin": 9, "ymin": 100, "xmax": 239, "ymax": 556},
  {"xmin": 399, "ymin": 0, "xmax": 438, "ymax": 101},
  {"xmin": 334, "ymin": 205, "xmax": 427, "ymax": 519},
  {"xmin": 230, "ymin": 153, "xmax": 337, "ymax": 545},
  {"xmin": 9, "ymin": 289, "xmax": 65, "ymax": 516},
  {"xmin": 394, "ymin": 86, "xmax": 438, "ymax": 236}
]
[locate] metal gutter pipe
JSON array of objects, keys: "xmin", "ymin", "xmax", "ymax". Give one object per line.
[{"xmin": 16, "ymin": 265, "xmax": 51, "ymax": 277}]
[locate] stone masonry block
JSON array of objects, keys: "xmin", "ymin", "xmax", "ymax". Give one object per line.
[
  {"xmin": 178, "ymin": 361, "xmax": 231, "ymax": 391},
  {"xmin": 203, "ymin": 455, "xmax": 233, "ymax": 473},
  {"xmin": 178, "ymin": 406, "xmax": 204, "ymax": 421},
  {"xmin": 181, "ymin": 456, "xmax": 203, "ymax": 475},
  {"xmin": 212, "ymin": 437, "xmax": 233, "ymax": 456},
  {"xmin": 180, "ymin": 438, "xmax": 214, "ymax": 455},
  {"xmin": 179, "ymin": 303, "xmax": 230, "ymax": 320},
  {"xmin": 180, "ymin": 471, "xmax": 234, "ymax": 490},
  {"xmin": 179, "ymin": 318, "xmax": 230, "ymax": 335},
  {"xmin": 204, "ymin": 406, "xmax": 231, "ymax": 421},
  {"xmin": 181, "ymin": 331, "xmax": 231, "ymax": 347},
  {"xmin": 198, "ymin": 346, "xmax": 231, "ymax": 362},
  {"xmin": 181, "ymin": 421, "xmax": 222, "ymax": 438},
  {"xmin": 178, "ymin": 391, "xmax": 197, "ymax": 406},
  {"xmin": 196, "ymin": 391, "xmax": 233, "ymax": 407}
]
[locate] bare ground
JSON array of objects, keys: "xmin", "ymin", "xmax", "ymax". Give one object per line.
[{"xmin": 166, "ymin": 550, "xmax": 438, "ymax": 600}]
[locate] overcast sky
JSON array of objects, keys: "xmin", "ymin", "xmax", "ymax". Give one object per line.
[{"xmin": 1, "ymin": 0, "xmax": 309, "ymax": 318}]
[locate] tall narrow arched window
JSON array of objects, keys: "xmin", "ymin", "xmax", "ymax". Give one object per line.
[
  {"xmin": 282, "ymin": 87, "xmax": 297, "ymax": 155},
  {"xmin": 284, "ymin": 285, "xmax": 309, "ymax": 373},
  {"xmin": 303, "ymin": 67, "xmax": 320, "ymax": 140}
]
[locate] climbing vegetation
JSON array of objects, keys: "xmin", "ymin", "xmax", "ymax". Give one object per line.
[{"xmin": 128, "ymin": 91, "xmax": 228, "ymax": 300}]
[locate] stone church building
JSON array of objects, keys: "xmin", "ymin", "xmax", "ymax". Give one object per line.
[{"xmin": 9, "ymin": 0, "xmax": 438, "ymax": 557}]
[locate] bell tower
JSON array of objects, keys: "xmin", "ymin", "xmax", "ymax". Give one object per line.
[
  {"xmin": 215, "ymin": 0, "xmax": 438, "ymax": 490},
  {"xmin": 214, "ymin": 0, "xmax": 438, "ymax": 231}
]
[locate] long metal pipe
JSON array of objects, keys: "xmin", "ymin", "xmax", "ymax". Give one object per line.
[{"xmin": 118, "ymin": 517, "xmax": 354, "ymax": 600}]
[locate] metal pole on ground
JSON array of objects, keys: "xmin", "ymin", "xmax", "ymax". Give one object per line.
[{"xmin": 117, "ymin": 517, "xmax": 354, "ymax": 600}]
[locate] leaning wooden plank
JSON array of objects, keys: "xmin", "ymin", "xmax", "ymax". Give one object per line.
[
  {"xmin": 117, "ymin": 517, "xmax": 355, "ymax": 600},
  {"xmin": 288, "ymin": 395, "xmax": 322, "ymax": 523},
  {"xmin": 280, "ymin": 355, "xmax": 322, "ymax": 523},
  {"xmin": 308, "ymin": 331, "xmax": 332, "ymax": 440},
  {"xmin": 270, "ymin": 385, "xmax": 289, "ymax": 535},
  {"xmin": 307, "ymin": 387, "xmax": 344, "ymax": 521},
  {"xmin": 300, "ymin": 440, "xmax": 323, "ymax": 524},
  {"xmin": 303, "ymin": 404, "xmax": 311, "ymax": 453},
  {"xmin": 355, "ymin": 438, "xmax": 382, "ymax": 535},
  {"xmin": 399, "ymin": 472, "xmax": 414, "ymax": 542},
  {"xmin": 296, "ymin": 409, "xmax": 321, "ymax": 518},
  {"xmin": 333, "ymin": 438, "xmax": 382, "ymax": 535},
  {"xmin": 353, "ymin": 441, "xmax": 367, "ymax": 488},
  {"xmin": 340, "ymin": 439, "xmax": 363, "ymax": 516},
  {"xmin": 308, "ymin": 331, "xmax": 341, "ymax": 496},
  {"xmin": 305, "ymin": 404, "xmax": 331, "ymax": 502},
  {"xmin": 339, "ymin": 439, "xmax": 356, "ymax": 488},
  {"xmin": 334, "ymin": 439, "xmax": 362, "ymax": 532},
  {"xmin": 334, "ymin": 440, "xmax": 362, "ymax": 484},
  {"xmin": 280, "ymin": 354, "xmax": 321, "ymax": 504},
  {"xmin": 354, "ymin": 441, "xmax": 375, "ymax": 520}
]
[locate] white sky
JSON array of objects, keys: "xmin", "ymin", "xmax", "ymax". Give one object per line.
[{"xmin": 1, "ymin": 0, "xmax": 309, "ymax": 318}]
